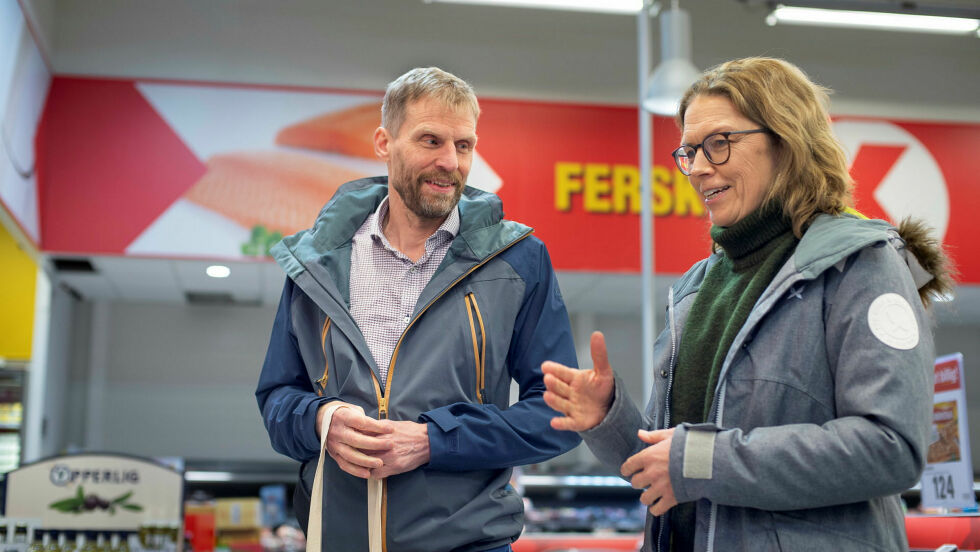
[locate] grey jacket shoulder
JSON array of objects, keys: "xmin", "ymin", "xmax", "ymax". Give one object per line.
[{"xmin": 795, "ymin": 213, "xmax": 951, "ymax": 304}]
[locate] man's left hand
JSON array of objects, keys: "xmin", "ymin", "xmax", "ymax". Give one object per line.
[
  {"xmin": 366, "ymin": 420, "xmax": 431, "ymax": 478},
  {"xmin": 622, "ymin": 428, "xmax": 678, "ymax": 516}
]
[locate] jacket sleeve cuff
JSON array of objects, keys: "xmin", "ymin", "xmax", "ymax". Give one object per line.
[
  {"xmin": 579, "ymin": 376, "xmax": 646, "ymax": 469},
  {"xmin": 299, "ymin": 395, "xmax": 333, "ymax": 454},
  {"xmin": 418, "ymin": 408, "xmax": 461, "ymax": 469},
  {"xmin": 670, "ymin": 423, "xmax": 719, "ymax": 503},
  {"xmin": 581, "ymin": 376, "xmax": 639, "ymax": 438}
]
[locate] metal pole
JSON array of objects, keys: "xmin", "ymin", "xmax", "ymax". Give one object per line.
[{"xmin": 637, "ymin": 1, "xmax": 656, "ymax": 408}]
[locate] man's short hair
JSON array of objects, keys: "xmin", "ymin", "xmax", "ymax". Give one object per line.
[{"xmin": 381, "ymin": 67, "xmax": 480, "ymax": 137}]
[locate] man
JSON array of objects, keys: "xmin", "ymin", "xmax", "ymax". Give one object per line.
[{"xmin": 256, "ymin": 67, "xmax": 580, "ymax": 552}]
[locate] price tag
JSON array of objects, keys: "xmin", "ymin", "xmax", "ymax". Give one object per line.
[
  {"xmin": 920, "ymin": 353, "xmax": 976, "ymax": 510},
  {"xmin": 921, "ymin": 468, "xmax": 974, "ymax": 508}
]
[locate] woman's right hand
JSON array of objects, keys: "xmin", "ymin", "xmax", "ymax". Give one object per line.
[{"xmin": 542, "ymin": 331, "xmax": 616, "ymax": 432}]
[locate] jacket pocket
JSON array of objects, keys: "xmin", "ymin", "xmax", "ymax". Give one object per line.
[
  {"xmin": 770, "ymin": 509, "xmax": 895, "ymax": 552},
  {"xmin": 314, "ymin": 317, "xmax": 332, "ymax": 396},
  {"xmin": 463, "ymin": 292, "xmax": 486, "ymax": 404}
]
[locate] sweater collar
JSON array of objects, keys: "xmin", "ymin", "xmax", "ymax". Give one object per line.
[{"xmin": 710, "ymin": 202, "xmax": 793, "ymax": 269}]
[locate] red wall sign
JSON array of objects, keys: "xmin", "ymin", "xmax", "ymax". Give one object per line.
[{"xmin": 36, "ymin": 77, "xmax": 979, "ymax": 283}]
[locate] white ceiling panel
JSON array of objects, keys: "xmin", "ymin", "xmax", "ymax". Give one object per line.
[
  {"xmin": 57, "ymin": 272, "xmax": 117, "ymax": 300},
  {"xmin": 94, "ymin": 256, "xmax": 183, "ymax": 303},
  {"xmin": 172, "ymin": 260, "xmax": 262, "ymax": 302}
]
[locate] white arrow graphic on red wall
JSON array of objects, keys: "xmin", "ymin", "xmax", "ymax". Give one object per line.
[{"xmin": 833, "ymin": 120, "xmax": 949, "ymax": 240}]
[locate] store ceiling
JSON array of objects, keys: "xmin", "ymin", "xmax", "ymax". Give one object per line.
[{"xmin": 20, "ymin": 0, "xmax": 980, "ymax": 117}]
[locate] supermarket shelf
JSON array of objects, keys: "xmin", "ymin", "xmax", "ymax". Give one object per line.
[
  {"xmin": 185, "ymin": 469, "xmax": 295, "ymax": 483},
  {"xmin": 520, "ymin": 475, "xmax": 632, "ymax": 489},
  {"xmin": 183, "ymin": 471, "xmax": 636, "ymax": 489}
]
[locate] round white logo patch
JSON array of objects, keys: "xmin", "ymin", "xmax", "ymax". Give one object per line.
[{"xmin": 867, "ymin": 293, "xmax": 919, "ymax": 350}]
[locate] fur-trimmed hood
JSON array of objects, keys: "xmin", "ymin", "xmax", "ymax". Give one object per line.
[
  {"xmin": 896, "ymin": 217, "xmax": 955, "ymax": 308},
  {"xmin": 763, "ymin": 213, "xmax": 956, "ymax": 310}
]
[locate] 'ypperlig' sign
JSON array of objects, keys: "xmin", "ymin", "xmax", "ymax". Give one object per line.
[{"xmin": 3, "ymin": 454, "xmax": 182, "ymax": 529}]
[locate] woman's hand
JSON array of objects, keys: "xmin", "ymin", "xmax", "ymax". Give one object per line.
[
  {"xmin": 623, "ymin": 428, "xmax": 677, "ymax": 516},
  {"xmin": 542, "ymin": 331, "xmax": 616, "ymax": 432}
]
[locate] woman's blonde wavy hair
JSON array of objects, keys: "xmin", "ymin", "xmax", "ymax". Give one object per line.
[{"xmin": 677, "ymin": 57, "xmax": 853, "ymax": 237}]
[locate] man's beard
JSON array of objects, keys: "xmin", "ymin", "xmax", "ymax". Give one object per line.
[{"xmin": 391, "ymin": 169, "xmax": 465, "ymax": 220}]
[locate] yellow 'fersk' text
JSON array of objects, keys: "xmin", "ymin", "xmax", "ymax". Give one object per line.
[{"xmin": 554, "ymin": 162, "xmax": 705, "ymax": 217}]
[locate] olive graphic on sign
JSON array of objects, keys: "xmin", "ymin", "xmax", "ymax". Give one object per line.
[
  {"xmin": 82, "ymin": 494, "xmax": 112, "ymax": 510},
  {"xmin": 49, "ymin": 487, "xmax": 142, "ymax": 514}
]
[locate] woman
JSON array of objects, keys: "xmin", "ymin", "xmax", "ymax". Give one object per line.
[{"xmin": 542, "ymin": 57, "xmax": 952, "ymax": 552}]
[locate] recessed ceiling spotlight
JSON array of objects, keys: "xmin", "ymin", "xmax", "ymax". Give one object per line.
[{"xmin": 206, "ymin": 265, "xmax": 231, "ymax": 278}]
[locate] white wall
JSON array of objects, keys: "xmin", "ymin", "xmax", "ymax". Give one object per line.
[
  {"xmin": 54, "ymin": 300, "xmax": 648, "ymax": 467},
  {"xmin": 22, "ymin": 273, "xmax": 73, "ymax": 462},
  {"xmin": 0, "ymin": 0, "xmax": 49, "ymax": 242},
  {"xmin": 37, "ymin": 283, "xmax": 73, "ymax": 458},
  {"xmin": 76, "ymin": 301, "xmax": 281, "ymax": 461}
]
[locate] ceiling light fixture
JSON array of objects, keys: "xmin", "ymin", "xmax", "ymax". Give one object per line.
[
  {"xmin": 206, "ymin": 265, "xmax": 231, "ymax": 278},
  {"xmin": 767, "ymin": 5, "xmax": 980, "ymax": 35},
  {"xmin": 423, "ymin": 0, "xmax": 643, "ymax": 15},
  {"xmin": 643, "ymin": 4, "xmax": 700, "ymax": 116}
]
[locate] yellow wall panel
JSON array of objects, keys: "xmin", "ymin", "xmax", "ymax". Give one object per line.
[{"xmin": 0, "ymin": 224, "xmax": 35, "ymax": 360}]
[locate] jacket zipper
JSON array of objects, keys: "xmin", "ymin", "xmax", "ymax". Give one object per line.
[
  {"xmin": 464, "ymin": 292, "xmax": 487, "ymax": 403},
  {"xmin": 702, "ymin": 275, "xmax": 803, "ymax": 552},
  {"xmin": 655, "ymin": 286, "xmax": 677, "ymax": 552},
  {"xmin": 315, "ymin": 318, "xmax": 333, "ymax": 396},
  {"xmin": 663, "ymin": 286, "xmax": 677, "ymax": 430},
  {"xmin": 371, "ymin": 229, "xmax": 533, "ymax": 552},
  {"xmin": 706, "ymin": 377, "xmax": 722, "ymax": 552}
]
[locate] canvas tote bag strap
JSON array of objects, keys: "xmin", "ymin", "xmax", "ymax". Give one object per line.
[{"xmin": 306, "ymin": 402, "xmax": 383, "ymax": 552}]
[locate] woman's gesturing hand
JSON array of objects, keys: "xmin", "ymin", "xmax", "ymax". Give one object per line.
[
  {"xmin": 623, "ymin": 429, "xmax": 677, "ymax": 516},
  {"xmin": 542, "ymin": 331, "xmax": 616, "ymax": 432}
]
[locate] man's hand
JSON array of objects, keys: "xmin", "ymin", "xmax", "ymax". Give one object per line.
[
  {"xmin": 622, "ymin": 429, "xmax": 678, "ymax": 516},
  {"xmin": 366, "ymin": 420, "xmax": 431, "ymax": 479},
  {"xmin": 319, "ymin": 403, "xmax": 393, "ymax": 479},
  {"xmin": 542, "ymin": 331, "xmax": 616, "ymax": 432}
]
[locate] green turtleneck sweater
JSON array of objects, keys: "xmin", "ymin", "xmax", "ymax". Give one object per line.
[{"xmin": 668, "ymin": 203, "xmax": 798, "ymax": 552}]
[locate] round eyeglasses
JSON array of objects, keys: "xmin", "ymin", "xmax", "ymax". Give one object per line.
[{"xmin": 671, "ymin": 128, "xmax": 772, "ymax": 176}]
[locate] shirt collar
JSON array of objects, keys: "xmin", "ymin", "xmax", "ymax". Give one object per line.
[{"xmin": 370, "ymin": 195, "xmax": 460, "ymax": 250}]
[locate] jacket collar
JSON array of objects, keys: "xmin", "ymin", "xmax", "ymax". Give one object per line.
[{"xmin": 271, "ymin": 176, "xmax": 531, "ymax": 312}]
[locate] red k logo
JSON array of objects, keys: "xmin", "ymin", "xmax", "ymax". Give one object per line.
[{"xmin": 833, "ymin": 120, "xmax": 950, "ymax": 240}]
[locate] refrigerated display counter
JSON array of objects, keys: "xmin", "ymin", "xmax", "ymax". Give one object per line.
[
  {"xmin": 512, "ymin": 533, "xmax": 641, "ymax": 551},
  {"xmin": 908, "ymin": 513, "xmax": 980, "ymax": 552}
]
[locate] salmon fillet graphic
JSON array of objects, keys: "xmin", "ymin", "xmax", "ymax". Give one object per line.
[
  {"xmin": 276, "ymin": 102, "xmax": 382, "ymax": 159},
  {"xmin": 185, "ymin": 150, "xmax": 365, "ymax": 236}
]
